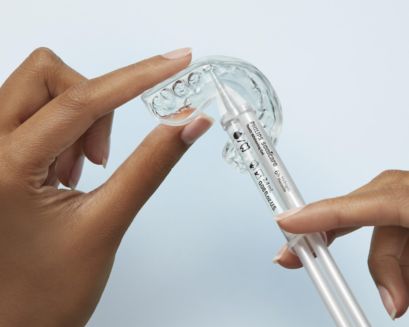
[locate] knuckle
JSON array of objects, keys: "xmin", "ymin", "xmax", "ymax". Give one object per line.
[
  {"xmin": 320, "ymin": 196, "xmax": 343, "ymax": 215},
  {"xmin": 367, "ymin": 249, "xmax": 385, "ymax": 272},
  {"xmin": 28, "ymin": 47, "xmax": 61, "ymax": 71},
  {"xmin": 370, "ymin": 185, "xmax": 409, "ymax": 226},
  {"xmin": 316, "ymin": 196, "xmax": 354, "ymax": 229},
  {"xmin": 58, "ymin": 81, "xmax": 95, "ymax": 115},
  {"xmin": 374, "ymin": 169, "xmax": 406, "ymax": 184},
  {"xmin": 385, "ymin": 184, "xmax": 409, "ymax": 202},
  {"xmin": 133, "ymin": 58, "xmax": 156, "ymax": 72},
  {"xmin": 367, "ymin": 253, "xmax": 393, "ymax": 281},
  {"xmin": 391, "ymin": 186, "xmax": 409, "ymax": 218},
  {"xmin": 367, "ymin": 254, "xmax": 378, "ymax": 275}
]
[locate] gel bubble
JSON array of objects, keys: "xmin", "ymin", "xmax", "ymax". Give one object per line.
[{"xmin": 173, "ymin": 80, "xmax": 189, "ymax": 97}]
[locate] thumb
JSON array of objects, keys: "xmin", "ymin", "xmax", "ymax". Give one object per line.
[{"xmin": 82, "ymin": 114, "xmax": 213, "ymax": 239}]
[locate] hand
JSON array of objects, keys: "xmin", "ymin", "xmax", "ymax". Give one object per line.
[
  {"xmin": 274, "ymin": 170, "xmax": 409, "ymax": 320},
  {"xmin": 0, "ymin": 47, "xmax": 213, "ymax": 327}
]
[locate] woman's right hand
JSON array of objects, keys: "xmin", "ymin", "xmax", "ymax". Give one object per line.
[
  {"xmin": 275, "ymin": 170, "xmax": 409, "ymax": 320},
  {"xmin": 0, "ymin": 47, "xmax": 213, "ymax": 327}
]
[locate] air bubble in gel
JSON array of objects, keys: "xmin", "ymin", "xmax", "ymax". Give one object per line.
[
  {"xmin": 160, "ymin": 88, "xmax": 173, "ymax": 99},
  {"xmin": 141, "ymin": 56, "xmax": 283, "ymax": 170},
  {"xmin": 202, "ymin": 64, "xmax": 212, "ymax": 72},
  {"xmin": 151, "ymin": 88, "xmax": 176, "ymax": 116},
  {"xmin": 188, "ymin": 72, "xmax": 201, "ymax": 86},
  {"xmin": 173, "ymin": 80, "xmax": 189, "ymax": 97},
  {"xmin": 152, "ymin": 95, "xmax": 163, "ymax": 109}
]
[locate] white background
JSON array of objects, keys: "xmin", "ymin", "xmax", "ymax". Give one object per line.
[{"xmin": 1, "ymin": 0, "xmax": 409, "ymax": 326}]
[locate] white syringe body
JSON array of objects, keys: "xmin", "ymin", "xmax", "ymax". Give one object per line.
[
  {"xmin": 221, "ymin": 110, "xmax": 370, "ymax": 327},
  {"xmin": 210, "ymin": 67, "xmax": 370, "ymax": 326},
  {"xmin": 220, "ymin": 111, "xmax": 310, "ymax": 241}
]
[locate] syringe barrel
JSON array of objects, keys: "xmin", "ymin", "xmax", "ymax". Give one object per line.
[
  {"xmin": 221, "ymin": 112, "xmax": 371, "ymax": 327},
  {"xmin": 221, "ymin": 116, "xmax": 297, "ymax": 240},
  {"xmin": 237, "ymin": 109, "xmax": 305, "ymax": 210}
]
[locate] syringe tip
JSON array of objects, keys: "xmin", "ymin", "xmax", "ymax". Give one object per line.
[{"xmin": 210, "ymin": 69, "xmax": 247, "ymax": 116}]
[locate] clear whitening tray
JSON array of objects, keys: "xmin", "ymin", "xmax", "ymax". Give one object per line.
[{"xmin": 142, "ymin": 56, "xmax": 371, "ymax": 327}]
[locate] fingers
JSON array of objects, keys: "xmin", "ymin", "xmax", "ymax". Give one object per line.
[
  {"xmin": 55, "ymin": 140, "xmax": 84, "ymax": 189},
  {"xmin": 273, "ymin": 227, "xmax": 357, "ymax": 269},
  {"xmin": 273, "ymin": 245, "xmax": 302, "ymax": 269},
  {"xmin": 276, "ymin": 187, "xmax": 409, "ymax": 234},
  {"xmin": 370, "ymin": 170, "xmax": 409, "ymax": 187},
  {"xmin": 0, "ymin": 47, "xmax": 113, "ymax": 186},
  {"xmin": 81, "ymin": 114, "xmax": 213, "ymax": 241},
  {"xmin": 56, "ymin": 121, "xmax": 112, "ymax": 188},
  {"xmin": 368, "ymin": 226, "xmax": 409, "ymax": 319},
  {"xmin": 0, "ymin": 47, "xmax": 85, "ymax": 133},
  {"xmin": 82, "ymin": 113, "xmax": 113, "ymax": 166},
  {"xmin": 11, "ymin": 48, "xmax": 192, "ymax": 171}
]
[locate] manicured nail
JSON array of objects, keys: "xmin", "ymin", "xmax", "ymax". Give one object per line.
[
  {"xmin": 377, "ymin": 285, "xmax": 397, "ymax": 320},
  {"xmin": 275, "ymin": 206, "xmax": 305, "ymax": 222},
  {"xmin": 180, "ymin": 114, "xmax": 214, "ymax": 145},
  {"xmin": 162, "ymin": 47, "xmax": 192, "ymax": 60},
  {"xmin": 102, "ymin": 137, "xmax": 110, "ymax": 169},
  {"xmin": 69, "ymin": 155, "xmax": 84, "ymax": 190},
  {"xmin": 273, "ymin": 244, "xmax": 288, "ymax": 264}
]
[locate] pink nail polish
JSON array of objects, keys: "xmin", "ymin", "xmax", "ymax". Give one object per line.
[
  {"xmin": 275, "ymin": 206, "xmax": 305, "ymax": 222},
  {"xmin": 69, "ymin": 155, "xmax": 84, "ymax": 190},
  {"xmin": 162, "ymin": 47, "xmax": 192, "ymax": 60},
  {"xmin": 377, "ymin": 285, "xmax": 397, "ymax": 320},
  {"xmin": 180, "ymin": 115, "xmax": 213, "ymax": 145}
]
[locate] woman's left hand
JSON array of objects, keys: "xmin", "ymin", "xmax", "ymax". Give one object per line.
[{"xmin": 274, "ymin": 170, "xmax": 409, "ymax": 320}]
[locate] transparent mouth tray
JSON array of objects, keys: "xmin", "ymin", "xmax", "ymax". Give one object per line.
[{"xmin": 142, "ymin": 56, "xmax": 283, "ymax": 171}]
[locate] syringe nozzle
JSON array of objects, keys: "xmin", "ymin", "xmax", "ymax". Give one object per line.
[{"xmin": 210, "ymin": 69, "xmax": 248, "ymax": 117}]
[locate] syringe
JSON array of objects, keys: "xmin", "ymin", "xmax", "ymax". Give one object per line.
[{"xmin": 210, "ymin": 70, "xmax": 371, "ymax": 327}]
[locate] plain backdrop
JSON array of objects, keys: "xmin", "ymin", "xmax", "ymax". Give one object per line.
[{"xmin": 1, "ymin": 0, "xmax": 409, "ymax": 326}]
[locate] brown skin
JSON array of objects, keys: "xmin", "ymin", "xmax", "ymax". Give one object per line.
[
  {"xmin": 8, "ymin": 47, "xmax": 406, "ymax": 324},
  {"xmin": 275, "ymin": 169, "xmax": 409, "ymax": 319},
  {"xmin": 0, "ymin": 48, "xmax": 212, "ymax": 326}
]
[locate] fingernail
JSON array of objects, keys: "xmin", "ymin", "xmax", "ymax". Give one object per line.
[
  {"xmin": 377, "ymin": 285, "xmax": 397, "ymax": 320},
  {"xmin": 180, "ymin": 114, "xmax": 214, "ymax": 145},
  {"xmin": 162, "ymin": 47, "xmax": 192, "ymax": 60},
  {"xmin": 69, "ymin": 155, "xmax": 84, "ymax": 190},
  {"xmin": 102, "ymin": 137, "xmax": 110, "ymax": 169},
  {"xmin": 275, "ymin": 206, "xmax": 305, "ymax": 222},
  {"xmin": 273, "ymin": 245, "xmax": 288, "ymax": 264}
]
